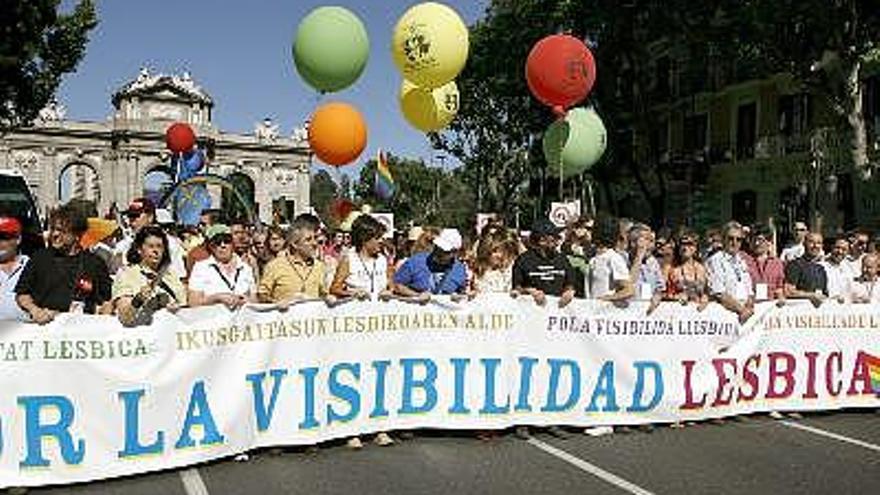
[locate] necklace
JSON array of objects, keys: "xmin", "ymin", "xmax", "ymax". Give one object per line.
[
  {"xmin": 356, "ymin": 251, "xmax": 379, "ymax": 294},
  {"xmin": 286, "ymin": 254, "xmax": 316, "ymax": 292}
]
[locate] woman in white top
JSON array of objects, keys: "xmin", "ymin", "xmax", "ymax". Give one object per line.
[
  {"xmin": 849, "ymin": 253, "xmax": 880, "ymax": 303},
  {"xmin": 330, "ymin": 215, "xmax": 393, "ymax": 301},
  {"xmin": 472, "ymin": 229, "xmax": 519, "ymax": 294},
  {"xmin": 329, "ymin": 215, "xmax": 394, "ymax": 449},
  {"xmin": 188, "ymin": 224, "xmax": 257, "ymax": 310}
]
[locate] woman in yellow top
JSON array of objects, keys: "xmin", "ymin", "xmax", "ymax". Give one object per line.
[{"xmin": 113, "ymin": 226, "xmax": 186, "ymax": 326}]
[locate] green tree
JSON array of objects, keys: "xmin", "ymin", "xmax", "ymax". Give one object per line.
[
  {"xmin": 309, "ymin": 169, "xmax": 338, "ymax": 223},
  {"xmin": 741, "ymin": 0, "xmax": 880, "ymax": 179},
  {"xmin": 0, "ymin": 0, "xmax": 97, "ymax": 130},
  {"xmin": 353, "ymin": 154, "xmax": 475, "ymax": 230}
]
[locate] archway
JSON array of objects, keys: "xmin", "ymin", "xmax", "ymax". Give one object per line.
[
  {"xmin": 143, "ymin": 166, "xmax": 176, "ymax": 207},
  {"xmin": 58, "ymin": 162, "xmax": 100, "ymax": 204},
  {"xmin": 224, "ymin": 172, "xmax": 255, "ymax": 222}
]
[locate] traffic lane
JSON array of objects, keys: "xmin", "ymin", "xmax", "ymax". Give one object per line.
[
  {"xmin": 32, "ymin": 469, "xmax": 185, "ymax": 495},
  {"xmin": 199, "ymin": 433, "xmax": 630, "ymax": 495},
  {"xmin": 540, "ymin": 417, "xmax": 880, "ymax": 495},
  {"xmin": 795, "ymin": 409, "xmax": 880, "ymax": 443}
]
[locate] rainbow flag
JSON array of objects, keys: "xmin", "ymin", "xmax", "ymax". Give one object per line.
[
  {"xmin": 375, "ymin": 149, "xmax": 395, "ymax": 200},
  {"xmin": 866, "ymin": 353, "xmax": 880, "ymax": 396}
]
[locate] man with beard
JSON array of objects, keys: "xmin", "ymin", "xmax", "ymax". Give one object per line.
[
  {"xmin": 0, "ymin": 216, "xmax": 29, "ymax": 321},
  {"xmin": 15, "ymin": 203, "xmax": 112, "ymax": 324},
  {"xmin": 511, "ymin": 218, "xmax": 575, "ymax": 308},
  {"xmin": 393, "ymin": 228, "xmax": 468, "ymax": 300},
  {"xmin": 784, "ymin": 232, "xmax": 829, "ymax": 307}
]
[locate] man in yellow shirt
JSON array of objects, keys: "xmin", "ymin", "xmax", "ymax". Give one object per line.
[{"xmin": 258, "ymin": 215, "xmax": 329, "ymax": 305}]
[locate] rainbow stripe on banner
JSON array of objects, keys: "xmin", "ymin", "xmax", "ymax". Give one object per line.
[
  {"xmin": 866, "ymin": 352, "xmax": 880, "ymax": 396},
  {"xmin": 375, "ymin": 149, "xmax": 395, "ymax": 200}
]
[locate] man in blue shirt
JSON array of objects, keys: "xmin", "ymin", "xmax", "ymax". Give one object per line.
[
  {"xmin": 393, "ymin": 228, "xmax": 468, "ymax": 300},
  {"xmin": 0, "ymin": 216, "xmax": 29, "ymax": 322}
]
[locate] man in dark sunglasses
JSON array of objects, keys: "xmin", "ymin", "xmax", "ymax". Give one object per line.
[{"xmin": 705, "ymin": 221, "xmax": 754, "ymax": 323}]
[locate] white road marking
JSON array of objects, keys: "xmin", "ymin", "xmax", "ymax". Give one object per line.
[
  {"xmin": 180, "ymin": 468, "xmax": 210, "ymax": 495},
  {"xmin": 781, "ymin": 420, "xmax": 880, "ymax": 453},
  {"xmin": 526, "ymin": 438, "xmax": 656, "ymax": 495}
]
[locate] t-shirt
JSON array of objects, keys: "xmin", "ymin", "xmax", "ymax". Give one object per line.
[
  {"xmin": 344, "ymin": 251, "xmax": 389, "ymax": 296},
  {"xmin": 258, "ymin": 255, "xmax": 327, "ymax": 301},
  {"xmin": 785, "ymin": 257, "xmax": 828, "ymax": 295},
  {"xmin": 393, "ymin": 252, "xmax": 468, "ymax": 295},
  {"xmin": 512, "ymin": 249, "xmax": 575, "ymax": 297},
  {"xmin": 0, "ymin": 255, "xmax": 29, "ymax": 321},
  {"xmin": 566, "ymin": 253, "xmax": 590, "ymax": 298},
  {"xmin": 588, "ymin": 248, "xmax": 630, "ymax": 299},
  {"xmin": 15, "ymin": 248, "xmax": 111, "ymax": 313},
  {"xmin": 189, "ymin": 256, "xmax": 256, "ymax": 297}
]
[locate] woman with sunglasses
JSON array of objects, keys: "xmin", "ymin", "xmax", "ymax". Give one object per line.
[
  {"xmin": 667, "ymin": 231, "xmax": 709, "ymax": 310},
  {"xmin": 188, "ymin": 224, "xmax": 257, "ymax": 310}
]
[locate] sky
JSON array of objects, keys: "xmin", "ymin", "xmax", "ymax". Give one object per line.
[{"xmin": 57, "ymin": 0, "xmax": 489, "ymax": 178}]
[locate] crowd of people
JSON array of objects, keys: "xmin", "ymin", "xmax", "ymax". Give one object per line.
[
  {"xmin": 3, "ymin": 198, "xmax": 879, "ymax": 325},
  {"xmin": 1, "ymin": 197, "xmax": 878, "ymax": 444}
]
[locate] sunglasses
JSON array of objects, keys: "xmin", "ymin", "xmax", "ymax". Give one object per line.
[{"xmin": 211, "ymin": 235, "xmax": 233, "ymax": 245}]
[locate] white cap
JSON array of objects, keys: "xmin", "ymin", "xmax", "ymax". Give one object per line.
[
  {"xmin": 155, "ymin": 208, "xmax": 173, "ymax": 225},
  {"xmin": 433, "ymin": 228, "xmax": 462, "ymax": 252}
]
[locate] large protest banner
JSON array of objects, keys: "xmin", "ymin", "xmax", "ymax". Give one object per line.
[{"xmin": 0, "ymin": 295, "xmax": 878, "ymax": 487}]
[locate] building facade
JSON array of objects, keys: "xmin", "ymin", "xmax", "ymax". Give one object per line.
[
  {"xmin": 0, "ymin": 68, "xmax": 311, "ymax": 223},
  {"xmin": 614, "ymin": 47, "xmax": 880, "ymax": 239}
]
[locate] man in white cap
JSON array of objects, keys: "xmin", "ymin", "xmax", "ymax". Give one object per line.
[{"xmin": 393, "ymin": 228, "xmax": 468, "ymax": 299}]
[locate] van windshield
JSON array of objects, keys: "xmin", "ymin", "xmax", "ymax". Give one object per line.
[{"xmin": 0, "ymin": 175, "xmax": 40, "ymax": 226}]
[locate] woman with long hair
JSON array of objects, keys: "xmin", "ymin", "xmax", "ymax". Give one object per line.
[
  {"xmin": 472, "ymin": 229, "xmax": 520, "ymax": 294},
  {"xmin": 667, "ymin": 230, "xmax": 709, "ymax": 309}
]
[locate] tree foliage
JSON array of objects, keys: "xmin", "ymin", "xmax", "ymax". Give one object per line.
[
  {"xmin": 0, "ymin": 0, "xmax": 97, "ymax": 130},
  {"xmin": 352, "ymin": 154, "xmax": 474, "ymax": 230},
  {"xmin": 309, "ymin": 169, "xmax": 339, "ymax": 224}
]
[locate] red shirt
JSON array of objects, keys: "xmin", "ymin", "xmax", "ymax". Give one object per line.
[{"xmin": 741, "ymin": 253, "xmax": 785, "ymax": 296}]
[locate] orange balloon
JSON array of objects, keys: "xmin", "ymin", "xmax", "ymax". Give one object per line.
[{"xmin": 308, "ymin": 102, "xmax": 367, "ymax": 166}]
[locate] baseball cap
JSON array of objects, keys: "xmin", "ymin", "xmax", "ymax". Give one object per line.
[
  {"xmin": 532, "ymin": 218, "xmax": 562, "ymax": 237},
  {"xmin": 0, "ymin": 216, "xmax": 22, "ymax": 237},
  {"xmin": 205, "ymin": 224, "xmax": 232, "ymax": 241},
  {"xmin": 433, "ymin": 228, "xmax": 462, "ymax": 252},
  {"xmin": 124, "ymin": 197, "xmax": 155, "ymax": 217},
  {"xmin": 155, "ymin": 208, "xmax": 174, "ymax": 225}
]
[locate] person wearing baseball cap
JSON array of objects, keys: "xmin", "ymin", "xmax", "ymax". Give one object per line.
[
  {"xmin": 0, "ymin": 216, "xmax": 29, "ymax": 321},
  {"xmin": 512, "ymin": 218, "xmax": 576, "ymax": 308},
  {"xmin": 393, "ymin": 227, "xmax": 468, "ymax": 299},
  {"xmin": 188, "ymin": 224, "xmax": 257, "ymax": 310}
]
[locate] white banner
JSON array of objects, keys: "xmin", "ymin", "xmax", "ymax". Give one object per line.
[{"xmin": 0, "ymin": 295, "xmax": 878, "ymax": 487}]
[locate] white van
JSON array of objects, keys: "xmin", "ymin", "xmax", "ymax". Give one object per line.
[{"xmin": 0, "ymin": 169, "xmax": 44, "ymax": 254}]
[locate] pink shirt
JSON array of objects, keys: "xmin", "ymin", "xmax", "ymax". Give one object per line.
[{"xmin": 741, "ymin": 253, "xmax": 785, "ymax": 296}]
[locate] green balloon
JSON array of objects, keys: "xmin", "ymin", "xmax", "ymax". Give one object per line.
[
  {"xmin": 293, "ymin": 7, "xmax": 369, "ymax": 93},
  {"xmin": 543, "ymin": 107, "xmax": 607, "ymax": 178}
]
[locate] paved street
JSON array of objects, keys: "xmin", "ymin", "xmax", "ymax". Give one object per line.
[{"xmin": 30, "ymin": 410, "xmax": 880, "ymax": 495}]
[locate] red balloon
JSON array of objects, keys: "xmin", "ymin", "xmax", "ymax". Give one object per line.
[
  {"xmin": 165, "ymin": 123, "xmax": 196, "ymax": 154},
  {"xmin": 525, "ymin": 34, "xmax": 596, "ymax": 112}
]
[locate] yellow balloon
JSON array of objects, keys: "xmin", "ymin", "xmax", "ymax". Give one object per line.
[
  {"xmin": 392, "ymin": 2, "xmax": 469, "ymax": 89},
  {"xmin": 400, "ymin": 80, "xmax": 460, "ymax": 132}
]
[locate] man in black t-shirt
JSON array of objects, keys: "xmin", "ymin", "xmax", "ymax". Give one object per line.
[
  {"xmin": 512, "ymin": 218, "xmax": 575, "ymax": 308},
  {"xmin": 16, "ymin": 203, "xmax": 112, "ymax": 324},
  {"xmin": 784, "ymin": 232, "xmax": 828, "ymax": 307}
]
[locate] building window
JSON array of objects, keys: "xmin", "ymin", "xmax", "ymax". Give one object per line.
[
  {"xmin": 58, "ymin": 162, "xmax": 100, "ymax": 204},
  {"xmin": 655, "ymin": 56, "xmax": 671, "ymax": 100},
  {"xmin": 683, "ymin": 114, "xmax": 708, "ymax": 156},
  {"xmin": 864, "ymin": 76, "xmax": 880, "ymax": 142},
  {"xmin": 651, "ymin": 118, "xmax": 669, "ymax": 164},
  {"xmin": 736, "ymin": 103, "xmax": 757, "ymax": 160},
  {"xmin": 731, "ymin": 189, "xmax": 757, "ymax": 225},
  {"xmin": 778, "ymin": 93, "xmax": 812, "ymax": 153}
]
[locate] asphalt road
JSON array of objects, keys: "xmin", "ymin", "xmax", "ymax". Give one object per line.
[{"xmin": 29, "ymin": 410, "xmax": 880, "ymax": 495}]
